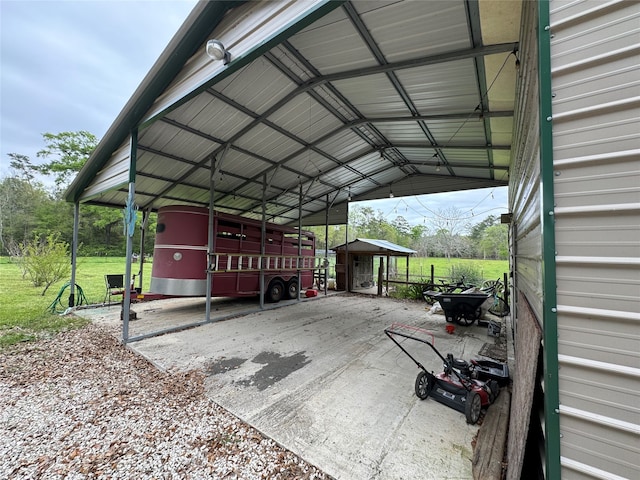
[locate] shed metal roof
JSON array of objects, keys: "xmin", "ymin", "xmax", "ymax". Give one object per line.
[
  {"xmin": 65, "ymin": 0, "xmax": 521, "ymax": 226},
  {"xmin": 332, "ymin": 238, "xmax": 417, "ymax": 255}
]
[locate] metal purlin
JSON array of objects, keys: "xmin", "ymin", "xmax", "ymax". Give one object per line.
[{"xmin": 538, "ymin": 0, "xmax": 561, "ymax": 477}]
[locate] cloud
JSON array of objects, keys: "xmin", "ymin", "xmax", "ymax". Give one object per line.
[
  {"xmin": 0, "ymin": 0, "xmax": 197, "ymax": 171},
  {"xmin": 356, "ymin": 186, "xmax": 509, "ymax": 228}
]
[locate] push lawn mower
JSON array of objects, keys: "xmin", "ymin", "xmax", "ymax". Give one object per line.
[{"xmin": 384, "ymin": 323, "xmax": 505, "ymax": 424}]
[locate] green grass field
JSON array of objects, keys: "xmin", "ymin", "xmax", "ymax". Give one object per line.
[
  {"xmin": 0, "ymin": 256, "xmax": 507, "ymax": 347},
  {"xmin": 0, "ymin": 257, "xmax": 152, "ymax": 347},
  {"xmin": 390, "ymin": 257, "xmax": 508, "ymax": 284}
]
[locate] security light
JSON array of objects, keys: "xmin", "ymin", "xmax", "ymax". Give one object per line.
[{"xmin": 206, "ymin": 39, "xmax": 230, "ymax": 65}]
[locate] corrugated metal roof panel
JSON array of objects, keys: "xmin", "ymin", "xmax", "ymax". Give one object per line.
[
  {"xmin": 290, "ymin": 8, "xmax": 377, "ymax": 75},
  {"xmin": 396, "ymin": 61, "xmax": 479, "ymax": 115},
  {"xmin": 268, "ymin": 92, "xmax": 341, "ymax": 143},
  {"xmin": 333, "ymin": 74, "xmax": 406, "ymax": 117},
  {"xmin": 144, "ymin": 0, "xmax": 331, "ymax": 122},
  {"xmin": 234, "ymin": 123, "xmax": 303, "ymax": 161},
  {"xmin": 355, "ymin": 0, "xmax": 470, "ymax": 62},
  {"xmin": 315, "ymin": 129, "xmax": 370, "ymax": 160},
  {"xmin": 284, "ymin": 151, "xmax": 339, "ymax": 179},
  {"xmin": 169, "ymin": 95, "xmax": 254, "ymax": 141},
  {"xmin": 214, "ymin": 59, "xmax": 298, "ymax": 116}
]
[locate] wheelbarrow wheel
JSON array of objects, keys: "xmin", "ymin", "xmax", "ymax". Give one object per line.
[
  {"xmin": 415, "ymin": 371, "xmax": 434, "ymax": 400},
  {"xmin": 465, "ymin": 391, "xmax": 482, "ymax": 424},
  {"xmin": 456, "ymin": 303, "xmax": 477, "ymax": 326}
]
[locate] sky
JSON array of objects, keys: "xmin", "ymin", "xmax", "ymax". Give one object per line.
[{"xmin": 0, "ymin": 0, "xmax": 508, "ymax": 229}]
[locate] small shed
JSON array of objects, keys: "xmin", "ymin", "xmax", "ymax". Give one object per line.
[{"xmin": 332, "ymin": 239, "xmax": 416, "ymax": 294}]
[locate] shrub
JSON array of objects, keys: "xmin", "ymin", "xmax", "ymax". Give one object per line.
[
  {"xmin": 448, "ymin": 262, "xmax": 483, "ymax": 287},
  {"xmin": 13, "ymin": 233, "xmax": 71, "ymax": 296}
]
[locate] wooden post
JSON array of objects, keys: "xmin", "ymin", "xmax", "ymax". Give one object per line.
[
  {"xmin": 405, "ymin": 255, "xmax": 409, "ymax": 286},
  {"xmin": 377, "ymin": 257, "xmax": 384, "ymax": 296}
]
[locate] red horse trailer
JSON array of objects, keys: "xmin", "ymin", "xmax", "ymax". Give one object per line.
[{"xmin": 150, "ymin": 206, "xmax": 317, "ymax": 302}]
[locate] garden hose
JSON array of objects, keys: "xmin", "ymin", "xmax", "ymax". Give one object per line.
[{"xmin": 47, "ymin": 282, "xmax": 89, "ymax": 314}]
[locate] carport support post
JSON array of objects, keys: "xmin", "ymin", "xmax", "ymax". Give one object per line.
[
  {"xmin": 135, "ymin": 209, "xmax": 148, "ymax": 291},
  {"xmin": 205, "ymin": 157, "xmax": 216, "ymax": 323},
  {"xmin": 68, "ymin": 202, "xmax": 80, "ymax": 308},
  {"xmin": 385, "ymin": 253, "xmax": 390, "ymax": 294},
  {"xmin": 345, "ymin": 202, "xmax": 349, "ymax": 292},
  {"xmin": 260, "ymin": 174, "xmax": 266, "ymax": 309},
  {"xmin": 324, "ymin": 194, "xmax": 329, "ymax": 296},
  {"xmin": 122, "ymin": 130, "xmax": 138, "ymax": 343},
  {"xmin": 297, "ymin": 183, "xmax": 302, "ymax": 301}
]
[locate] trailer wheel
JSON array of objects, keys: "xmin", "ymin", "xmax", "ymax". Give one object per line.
[
  {"xmin": 415, "ymin": 371, "xmax": 434, "ymax": 400},
  {"xmin": 286, "ymin": 278, "xmax": 299, "ymax": 299},
  {"xmin": 266, "ymin": 280, "xmax": 284, "ymax": 303},
  {"xmin": 465, "ymin": 391, "xmax": 482, "ymax": 424}
]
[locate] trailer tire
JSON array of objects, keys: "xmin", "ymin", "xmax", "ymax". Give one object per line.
[
  {"xmin": 415, "ymin": 371, "xmax": 434, "ymax": 400},
  {"xmin": 266, "ymin": 279, "xmax": 285, "ymax": 303},
  {"xmin": 465, "ymin": 391, "xmax": 482, "ymax": 424},
  {"xmin": 286, "ymin": 278, "xmax": 299, "ymax": 299}
]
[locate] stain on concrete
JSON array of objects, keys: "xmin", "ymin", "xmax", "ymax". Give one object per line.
[
  {"xmin": 238, "ymin": 351, "xmax": 310, "ymax": 391},
  {"xmin": 207, "ymin": 357, "xmax": 247, "ymax": 375}
]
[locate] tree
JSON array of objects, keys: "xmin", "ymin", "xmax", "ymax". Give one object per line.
[
  {"xmin": 0, "ymin": 175, "xmax": 51, "ymax": 254},
  {"xmin": 427, "ymin": 207, "xmax": 468, "ymax": 260},
  {"xmin": 35, "ymin": 131, "xmax": 98, "ymax": 191},
  {"xmin": 480, "ymin": 224, "xmax": 508, "ymax": 260}
]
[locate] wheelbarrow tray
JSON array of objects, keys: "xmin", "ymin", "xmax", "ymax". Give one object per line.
[{"xmin": 435, "ymin": 292, "xmax": 490, "ymax": 325}]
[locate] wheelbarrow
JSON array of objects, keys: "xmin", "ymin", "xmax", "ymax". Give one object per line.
[{"xmin": 434, "ymin": 292, "xmax": 489, "ymax": 326}]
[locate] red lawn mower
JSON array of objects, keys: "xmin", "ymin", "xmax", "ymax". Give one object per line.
[{"xmin": 384, "ymin": 323, "xmax": 506, "ymax": 424}]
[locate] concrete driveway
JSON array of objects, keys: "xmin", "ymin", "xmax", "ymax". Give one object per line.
[{"xmin": 79, "ymin": 293, "xmax": 504, "ymax": 479}]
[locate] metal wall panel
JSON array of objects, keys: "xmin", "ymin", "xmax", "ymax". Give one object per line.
[
  {"xmin": 549, "ymin": 1, "xmax": 640, "ymax": 478},
  {"xmin": 507, "ymin": 1, "xmax": 544, "ymax": 478}
]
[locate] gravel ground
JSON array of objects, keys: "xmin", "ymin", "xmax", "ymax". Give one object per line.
[{"xmin": 0, "ymin": 323, "xmax": 330, "ymax": 479}]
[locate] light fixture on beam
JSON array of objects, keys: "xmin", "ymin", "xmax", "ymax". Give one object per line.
[
  {"xmin": 389, "ymin": 186, "xmax": 394, "ymax": 198},
  {"xmin": 432, "ymin": 153, "xmax": 441, "ymax": 172},
  {"xmin": 347, "ymin": 187, "xmax": 352, "ymax": 202},
  {"xmin": 206, "ymin": 39, "xmax": 231, "ymax": 65}
]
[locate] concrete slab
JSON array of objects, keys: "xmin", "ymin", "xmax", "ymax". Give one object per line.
[{"xmin": 77, "ymin": 294, "xmax": 506, "ymax": 479}]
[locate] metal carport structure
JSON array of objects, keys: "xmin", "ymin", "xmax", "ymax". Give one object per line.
[
  {"xmin": 64, "ymin": 0, "xmax": 525, "ymax": 476},
  {"xmin": 64, "ymin": 0, "xmax": 518, "ymax": 334}
]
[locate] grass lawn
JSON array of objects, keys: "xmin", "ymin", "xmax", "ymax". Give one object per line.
[
  {"xmin": 392, "ymin": 257, "xmax": 508, "ymax": 284},
  {"xmin": 0, "ymin": 257, "xmax": 152, "ymax": 347},
  {"xmin": 1, "ymin": 255, "xmax": 507, "ymax": 347}
]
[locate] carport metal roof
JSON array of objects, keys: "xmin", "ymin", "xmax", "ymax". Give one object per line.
[
  {"xmin": 332, "ymin": 238, "xmax": 416, "ymax": 255},
  {"xmin": 65, "ymin": 0, "xmax": 521, "ymax": 226}
]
